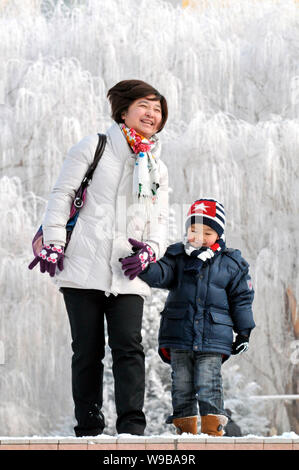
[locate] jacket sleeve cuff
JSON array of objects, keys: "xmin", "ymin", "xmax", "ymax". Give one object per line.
[
  {"xmin": 238, "ymin": 329, "xmax": 251, "ymax": 338},
  {"xmin": 43, "ymin": 227, "xmax": 67, "ymax": 246}
]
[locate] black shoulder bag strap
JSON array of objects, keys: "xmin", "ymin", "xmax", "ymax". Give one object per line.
[{"xmin": 73, "ymin": 133, "xmax": 107, "ymax": 208}]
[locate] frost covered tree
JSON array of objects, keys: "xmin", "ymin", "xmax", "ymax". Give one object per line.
[
  {"xmin": 222, "ymin": 364, "xmax": 270, "ymax": 436},
  {"xmin": 143, "ymin": 291, "xmax": 172, "ymax": 435}
]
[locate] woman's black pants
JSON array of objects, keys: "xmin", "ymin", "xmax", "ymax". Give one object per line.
[{"xmin": 61, "ymin": 288, "xmax": 146, "ymax": 436}]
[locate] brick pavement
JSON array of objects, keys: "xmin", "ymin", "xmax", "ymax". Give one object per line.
[{"xmin": 0, "ymin": 435, "xmax": 298, "ymax": 450}]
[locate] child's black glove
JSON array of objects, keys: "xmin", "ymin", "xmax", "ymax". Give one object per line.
[{"xmin": 231, "ymin": 334, "xmax": 249, "ymax": 355}]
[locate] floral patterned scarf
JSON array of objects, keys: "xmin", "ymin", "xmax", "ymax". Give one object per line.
[{"xmin": 120, "ymin": 124, "xmax": 160, "ymax": 202}]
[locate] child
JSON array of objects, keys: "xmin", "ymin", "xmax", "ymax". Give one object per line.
[{"xmin": 120, "ymin": 198, "xmax": 255, "ymax": 436}]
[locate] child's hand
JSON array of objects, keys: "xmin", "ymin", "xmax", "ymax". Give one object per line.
[
  {"xmin": 120, "ymin": 238, "xmax": 156, "ymax": 280},
  {"xmin": 231, "ymin": 334, "xmax": 249, "ymax": 355},
  {"xmin": 128, "ymin": 238, "xmax": 156, "ymax": 262}
]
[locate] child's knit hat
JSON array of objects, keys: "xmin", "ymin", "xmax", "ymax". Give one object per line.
[{"xmin": 185, "ymin": 198, "xmax": 225, "ymax": 237}]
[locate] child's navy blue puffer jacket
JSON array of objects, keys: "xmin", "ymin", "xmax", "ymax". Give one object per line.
[{"xmin": 139, "ymin": 242, "xmax": 255, "ymax": 363}]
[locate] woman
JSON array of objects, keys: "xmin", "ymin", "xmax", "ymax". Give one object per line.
[{"xmin": 29, "ymin": 80, "xmax": 169, "ymax": 436}]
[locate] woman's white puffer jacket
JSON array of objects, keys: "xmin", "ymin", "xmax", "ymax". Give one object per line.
[{"xmin": 42, "ymin": 123, "xmax": 169, "ymax": 298}]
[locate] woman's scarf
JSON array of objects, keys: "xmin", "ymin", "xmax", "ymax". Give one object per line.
[
  {"xmin": 183, "ymin": 233, "xmax": 226, "ymax": 272},
  {"xmin": 120, "ymin": 124, "xmax": 160, "ymax": 202}
]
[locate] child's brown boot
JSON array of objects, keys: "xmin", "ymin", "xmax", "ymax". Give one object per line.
[
  {"xmin": 173, "ymin": 416, "xmax": 198, "ymax": 435},
  {"xmin": 201, "ymin": 414, "xmax": 228, "ymax": 436}
]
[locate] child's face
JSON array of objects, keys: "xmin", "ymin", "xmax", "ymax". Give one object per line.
[{"xmin": 187, "ymin": 223, "xmax": 219, "ymax": 248}]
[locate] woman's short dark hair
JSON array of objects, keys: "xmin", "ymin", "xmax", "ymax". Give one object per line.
[{"xmin": 107, "ymin": 79, "xmax": 168, "ymax": 133}]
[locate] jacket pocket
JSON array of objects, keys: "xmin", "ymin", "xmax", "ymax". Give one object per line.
[
  {"xmin": 206, "ymin": 310, "xmax": 234, "ymax": 344},
  {"xmin": 210, "ymin": 311, "xmax": 233, "ymax": 326},
  {"xmin": 159, "ymin": 301, "xmax": 189, "ymax": 339}
]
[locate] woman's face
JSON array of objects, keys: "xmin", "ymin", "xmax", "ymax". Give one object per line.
[{"xmin": 122, "ymin": 94, "xmax": 162, "ymax": 138}]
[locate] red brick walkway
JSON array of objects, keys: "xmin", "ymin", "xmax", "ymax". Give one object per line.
[{"xmin": 0, "ymin": 435, "xmax": 298, "ymax": 450}]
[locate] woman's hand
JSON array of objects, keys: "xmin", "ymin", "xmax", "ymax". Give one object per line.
[
  {"xmin": 28, "ymin": 244, "xmax": 64, "ymax": 277},
  {"xmin": 120, "ymin": 238, "xmax": 156, "ymax": 280}
]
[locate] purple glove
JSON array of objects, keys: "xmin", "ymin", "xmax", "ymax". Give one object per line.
[
  {"xmin": 28, "ymin": 244, "xmax": 64, "ymax": 277},
  {"xmin": 120, "ymin": 238, "xmax": 156, "ymax": 280}
]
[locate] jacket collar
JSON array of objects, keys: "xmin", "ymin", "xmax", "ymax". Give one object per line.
[
  {"xmin": 107, "ymin": 122, "xmax": 133, "ymax": 161},
  {"xmin": 166, "ymin": 242, "xmax": 185, "ymax": 256}
]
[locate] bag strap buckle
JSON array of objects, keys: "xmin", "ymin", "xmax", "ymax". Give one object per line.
[{"xmin": 74, "ymin": 197, "xmax": 84, "ymax": 208}]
